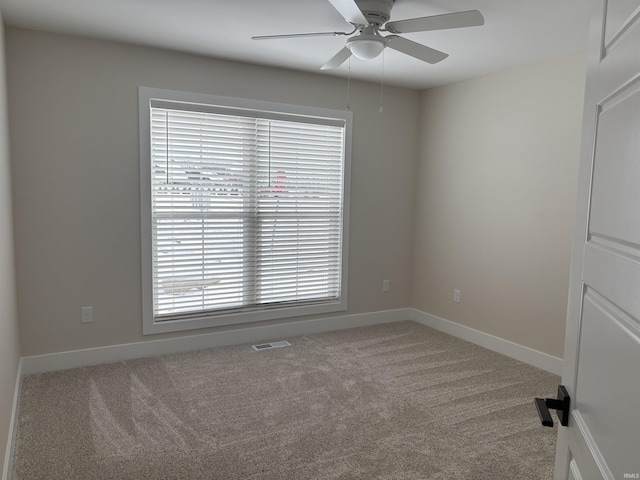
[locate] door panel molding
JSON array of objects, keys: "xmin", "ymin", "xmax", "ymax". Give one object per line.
[
  {"xmin": 569, "ymin": 411, "xmax": 612, "ymax": 480},
  {"xmin": 603, "ymin": 1, "xmax": 640, "ymax": 51},
  {"xmin": 588, "ymin": 233, "xmax": 640, "ymax": 263},
  {"xmin": 556, "ymin": 0, "xmax": 640, "ymax": 478},
  {"xmin": 569, "ymin": 459, "xmax": 584, "ymax": 480},
  {"xmin": 599, "ymin": 7, "xmax": 640, "ymax": 104},
  {"xmin": 583, "ymin": 243, "xmax": 640, "ymax": 321},
  {"xmin": 576, "ymin": 293, "xmax": 640, "ymax": 475}
]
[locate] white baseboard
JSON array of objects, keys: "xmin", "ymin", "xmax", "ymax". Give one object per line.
[
  {"xmin": 409, "ymin": 309, "xmax": 563, "ymax": 375},
  {"xmin": 21, "ymin": 309, "xmax": 411, "ymax": 375},
  {"xmin": 2, "ymin": 358, "xmax": 22, "ymax": 480},
  {"xmin": 20, "ymin": 307, "xmax": 562, "ymax": 376}
]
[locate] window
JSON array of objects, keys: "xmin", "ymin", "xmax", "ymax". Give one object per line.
[{"xmin": 139, "ymin": 88, "xmax": 351, "ymax": 334}]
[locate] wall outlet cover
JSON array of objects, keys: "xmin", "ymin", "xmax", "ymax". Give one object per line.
[{"xmin": 81, "ymin": 306, "xmax": 93, "ymax": 323}]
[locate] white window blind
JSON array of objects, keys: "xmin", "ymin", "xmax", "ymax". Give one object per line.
[{"xmin": 149, "ymin": 104, "xmax": 346, "ymax": 322}]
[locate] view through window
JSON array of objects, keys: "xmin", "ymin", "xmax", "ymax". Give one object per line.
[{"xmin": 140, "ymin": 89, "xmax": 351, "ymax": 334}]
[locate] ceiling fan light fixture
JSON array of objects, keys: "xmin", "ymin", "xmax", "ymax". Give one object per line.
[{"xmin": 346, "ymin": 34, "xmax": 386, "ymax": 60}]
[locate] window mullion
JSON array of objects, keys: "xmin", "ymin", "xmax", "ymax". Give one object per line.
[{"xmin": 242, "ymin": 119, "xmax": 258, "ymax": 307}]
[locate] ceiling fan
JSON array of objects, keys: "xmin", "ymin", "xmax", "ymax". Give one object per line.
[{"xmin": 252, "ymin": 0, "xmax": 484, "ymax": 70}]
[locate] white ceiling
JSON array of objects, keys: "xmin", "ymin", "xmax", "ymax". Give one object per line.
[{"xmin": 0, "ymin": 0, "xmax": 592, "ymax": 89}]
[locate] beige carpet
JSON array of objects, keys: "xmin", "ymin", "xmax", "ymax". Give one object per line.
[{"xmin": 12, "ymin": 321, "xmax": 559, "ymax": 479}]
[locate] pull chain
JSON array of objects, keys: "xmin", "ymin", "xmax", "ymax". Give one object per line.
[
  {"xmin": 346, "ymin": 56, "xmax": 352, "ymax": 111},
  {"xmin": 379, "ymin": 49, "xmax": 385, "ymax": 114}
]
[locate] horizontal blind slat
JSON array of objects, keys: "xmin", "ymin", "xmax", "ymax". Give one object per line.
[{"xmin": 150, "ymin": 105, "xmax": 344, "ymax": 319}]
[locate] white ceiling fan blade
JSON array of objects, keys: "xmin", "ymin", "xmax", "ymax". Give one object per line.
[
  {"xmin": 252, "ymin": 31, "xmax": 349, "ymax": 40},
  {"xmin": 321, "ymin": 47, "xmax": 352, "ymax": 70},
  {"xmin": 386, "ymin": 10, "xmax": 484, "ymax": 34},
  {"xmin": 385, "ymin": 35, "xmax": 448, "ymax": 64},
  {"xmin": 327, "ymin": 0, "xmax": 368, "ymax": 25}
]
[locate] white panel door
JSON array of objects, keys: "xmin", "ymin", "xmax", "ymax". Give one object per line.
[{"xmin": 555, "ymin": 1, "xmax": 640, "ymax": 479}]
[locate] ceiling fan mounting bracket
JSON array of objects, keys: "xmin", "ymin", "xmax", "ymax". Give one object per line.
[{"xmin": 354, "ymin": 0, "xmax": 394, "ymax": 27}]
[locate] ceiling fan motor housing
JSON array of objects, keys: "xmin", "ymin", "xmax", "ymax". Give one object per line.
[{"xmin": 355, "ymin": 0, "xmax": 394, "ymax": 26}]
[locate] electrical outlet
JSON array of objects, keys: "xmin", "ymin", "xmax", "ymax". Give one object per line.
[
  {"xmin": 454, "ymin": 289, "xmax": 461, "ymax": 303},
  {"xmin": 81, "ymin": 306, "xmax": 93, "ymax": 323},
  {"xmin": 383, "ymin": 280, "xmax": 390, "ymax": 292}
]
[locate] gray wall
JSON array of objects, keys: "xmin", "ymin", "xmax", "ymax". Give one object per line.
[
  {"xmin": 412, "ymin": 52, "xmax": 587, "ymax": 358},
  {"xmin": 6, "ymin": 28, "xmax": 419, "ymax": 356},
  {"xmin": 5, "ymin": 26, "xmax": 587, "ymax": 362},
  {"xmin": 0, "ymin": 12, "xmax": 21, "ymax": 476}
]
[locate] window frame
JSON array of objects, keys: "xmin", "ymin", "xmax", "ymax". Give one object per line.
[{"xmin": 139, "ymin": 87, "xmax": 352, "ymax": 335}]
